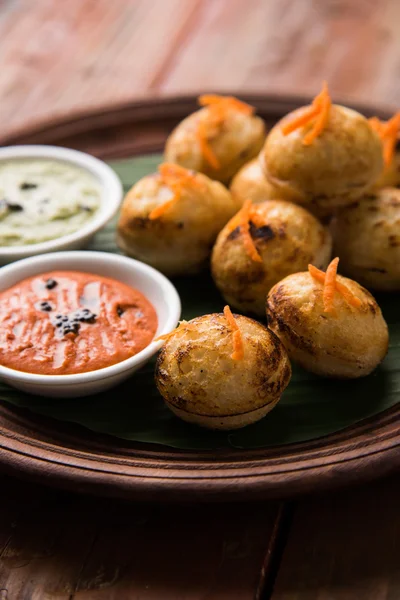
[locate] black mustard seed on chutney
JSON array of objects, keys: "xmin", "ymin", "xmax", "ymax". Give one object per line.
[
  {"xmin": 39, "ymin": 301, "xmax": 53, "ymax": 312},
  {"xmin": 20, "ymin": 182, "xmax": 38, "ymax": 190},
  {"xmin": 45, "ymin": 278, "xmax": 58, "ymax": 290},
  {"xmin": 6, "ymin": 201, "xmax": 24, "ymax": 212},
  {"xmin": 52, "ymin": 309, "xmax": 98, "ymax": 337}
]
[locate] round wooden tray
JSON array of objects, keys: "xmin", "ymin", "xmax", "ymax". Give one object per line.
[{"xmin": 0, "ymin": 94, "xmax": 398, "ymax": 502}]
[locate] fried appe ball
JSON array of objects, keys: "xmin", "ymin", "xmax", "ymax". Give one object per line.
[
  {"xmin": 211, "ymin": 200, "xmax": 332, "ymax": 315},
  {"xmin": 266, "ymin": 270, "xmax": 389, "ymax": 378},
  {"xmin": 117, "ymin": 164, "xmax": 241, "ymax": 276},
  {"xmin": 230, "ymin": 157, "xmax": 303, "ymax": 205},
  {"xmin": 331, "ymin": 187, "xmax": 400, "ymax": 291},
  {"xmin": 260, "ymin": 104, "xmax": 383, "ymax": 216},
  {"xmin": 155, "ymin": 312, "xmax": 291, "ymax": 430},
  {"xmin": 164, "ymin": 95, "xmax": 266, "ymax": 184},
  {"xmin": 371, "ymin": 151, "xmax": 400, "ymax": 190}
]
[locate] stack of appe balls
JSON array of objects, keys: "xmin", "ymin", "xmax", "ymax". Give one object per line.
[{"xmin": 117, "ymin": 87, "xmax": 397, "ymax": 431}]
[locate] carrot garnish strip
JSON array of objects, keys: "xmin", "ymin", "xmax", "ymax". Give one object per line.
[
  {"xmin": 308, "ymin": 264, "xmax": 361, "ymax": 307},
  {"xmin": 225, "ymin": 200, "xmax": 263, "ymax": 263},
  {"xmin": 198, "ymin": 94, "xmax": 254, "ymax": 115},
  {"xmin": 307, "ymin": 264, "xmax": 326, "ymax": 283},
  {"xmin": 369, "ymin": 112, "xmax": 400, "ymax": 167},
  {"xmin": 155, "ymin": 321, "xmax": 188, "ymax": 343},
  {"xmin": 308, "ymin": 262, "xmax": 362, "ymax": 310},
  {"xmin": 250, "ymin": 206, "xmax": 268, "ymax": 229},
  {"xmin": 148, "ymin": 194, "xmax": 181, "ymax": 220},
  {"xmin": 155, "ymin": 331, "xmax": 176, "ymax": 343},
  {"xmin": 335, "ymin": 283, "xmax": 362, "ymax": 308},
  {"xmin": 232, "ymin": 330, "xmax": 243, "ymax": 360},
  {"xmin": 196, "ymin": 94, "xmax": 254, "ymax": 169},
  {"xmin": 383, "ymin": 136, "xmax": 397, "ymax": 168},
  {"xmin": 196, "ymin": 120, "xmax": 221, "ymax": 170},
  {"xmin": 322, "ymin": 257, "xmax": 339, "ymax": 313},
  {"xmin": 281, "ymin": 82, "xmax": 331, "ymax": 145},
  {"xmin": 383, "ymin": 113, "xmax": 400, "ymax": 136},
  {"xmin": 223, "ymin": 305, "xmax": 244, "ymax": 360},
  {"xmin": 368, "ymin": 117, "xmax": 385, "ymax": 136},
  {"xmin": 240, "ymin": 200, "xmax": 263, "ymax": 263},
  {"xmin": 281, "ymin": 105, "xmax": 320, "ymax": 136},
  {"xmin": 303, "ymin": 86, "xmax": 331, "ymax": 145},
  {"xmin": 158, "ymin": 163, "xmax": 192, "ymax": 180},
  {"xmin": 382, "ymin": 112, "xmax": 400, "ymax": 166},
  {"xmin": 149, "ymin": 163, "xmax": 196, "ymax": 220}
]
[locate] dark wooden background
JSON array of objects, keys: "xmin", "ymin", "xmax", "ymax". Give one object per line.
[
  {"xmin": 1, "ymin": 0, "xmax": 400, "ymax": 597},
  {"xmin": 1, "ymin": 0, "xmax": 399, "ymax": 138}
]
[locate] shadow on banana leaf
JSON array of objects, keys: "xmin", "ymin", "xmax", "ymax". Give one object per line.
[{"xmin": 0, "ymin": 354, "xmax": 397, "ymax": 451}]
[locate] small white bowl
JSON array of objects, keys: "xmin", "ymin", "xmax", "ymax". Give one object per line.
[
  {"xmin": 0, "ymin": 251, "xmax": 181, "ymax": 397},
  {"xmin": 0, "ymin": 145, "xmax": 123, "ymax": 265}
]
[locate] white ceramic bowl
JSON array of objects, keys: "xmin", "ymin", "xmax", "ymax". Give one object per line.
[
  {"xmin": 0, "ymin": 251, "xmax": 181, "ymax": 397},
  {"xmin": 0, "ymin": 145, "xmax": 123, "ymax": 265}
]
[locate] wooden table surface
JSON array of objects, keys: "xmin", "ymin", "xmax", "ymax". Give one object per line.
[{"xmin": 1, "ymin": 0, "xmax": 400, "ymax": 598}]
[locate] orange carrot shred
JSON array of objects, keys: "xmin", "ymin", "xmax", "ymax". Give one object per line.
[
  {"xmin": 308, "ymin": 264, "xmax": 326, "ymax": 283},
  {"xmin": 303, "ymin": 87, "xmax": 331, "ymax": 145},
  {"xmin": 155, "ymin": 320, "xmax": 188, "ymax": 343},
  {"xmin": 368, "ymin": 116, "xmax": 385, "ymax": 136},
  {"xmin": 158, "ymin": 163, "xmax": 189, "ymax": 179},
  {"xmin": 225, "ymin": 201, "xmax": 264, "ymax": 263},
  {"xmin": 369, "ymin": 112, "xmax": 400, "ymax": 167},
  {"xmin": 382, "ymin": 112, "xmax": 400, "ymax": 138},
  {"xmin": 323, "ymin": 257, "xmax": 339, "ymax": 313},
  {"xmin": 198, "ymin": 94, "xmax": 254, "ymax": 115},
  {"xmin": 282, "ymin": 81, "xmax": 331, "ymax": 145},
  {"xmin": 223, "ymin": 305, "xmax": 244, "ymax": 360},
  {"xmin": 196, "ymin": 120, "xmax": 221, "ymax": 170},
  {"xmin": 335, "ymin": 283, "xmax": 362, "ymax": 308},
  {"xmin": 232, "ymin": 330, "xmax": 243, "ymax": 361},
  {"xmin": 383, "ymin": 136, "xmax": 396, "ymax": 168},
  {"xmin": 224, "ymin": 305, "xmax": 237, "ymax": 330},
  {"xmin": 281, "ymin": 105, "xmax": 320, "ymax": 136},
  {"xmin": 308, "ymin": 262, "xmax": 362, "ymax": 310},
  {"xmin": 240, "ymin": 200, "xmax": 263, "ymax": 263},
  {"xmin": 155, "ymin": 331, "xmax": 176, "ymax": 343},
  {"xmin": 250, "ymin": 207, "xmax": 267, "ymax": 229},
  {"xmin": 196, "ymin": 94, "xmax": 254, "ymax": 169},
  {"xmin": 149, "ymin": 163, "xmax": 196, "ymax": 220},
  {"xmin": 149, "ymin": 194, "xmax": 181, "ymax": 220},
  {"xmin": 303, "ymin": 82, "xmax": 331, "ymax": 145}
]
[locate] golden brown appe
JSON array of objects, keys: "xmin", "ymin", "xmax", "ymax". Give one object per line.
[
  {"xmin": 266, "ymin": 271, "xmax": 389, "ymax": 378},
  {"xmin": 117, "ymin": 168, "xmax": 241, "ymax": 276},
  {"xmin": 371, "ymin": 151, "xmax": 400, "ymax": 190},
  {"xmin": 230, "ymin": 157, "xmax": 303, "ymax": 205},
  {"xmin": 260, "ymin": 105, "xmax": 383, "ymax": 215},
  {"xmin": 331, "ymin": 187, "xmax": 400, "ymax": 291},
  {"xmin": 155, "ymin": 313, "xmax": 291, "ymax": 430},
  {"xmin": 164, "ymin": 106, "xmax": 266, "ymax": 184},
  {"xmin": 211, "ymin": 200, "xmax": 332, "ymax": 315}
]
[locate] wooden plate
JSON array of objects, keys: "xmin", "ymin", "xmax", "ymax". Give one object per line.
[{"xmin": 0, "ymin": 94, "xmax": 398, "ymax": 502}]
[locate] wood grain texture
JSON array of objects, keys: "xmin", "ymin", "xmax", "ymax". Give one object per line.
[
  {"xmin": 0, "ymin": 474, "xmax": 280, "ymax": 599},
  {"xmin": 0, "ymin": 0, "xmax": 201, "ymax": 134},
  {"xmin": 0, "ymin": 0, "xmax": 399, "ymax": 140},
  {"xmin": 161, "ymin": 0, "xmax": 400, "ymax": 108},
  {"xmin": 271, "ymin": 475, "xmax": 400, "ymax": 600}
]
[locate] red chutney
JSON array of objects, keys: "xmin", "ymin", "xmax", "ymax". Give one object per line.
[{"xmin": 0, "ymin": 271, "xmax": 158, "ymax": 375}]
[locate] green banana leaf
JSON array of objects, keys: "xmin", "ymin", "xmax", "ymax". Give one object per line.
[{"xmin": 0, "ymin": 154, "xmax": 398, "ymax": 450}]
